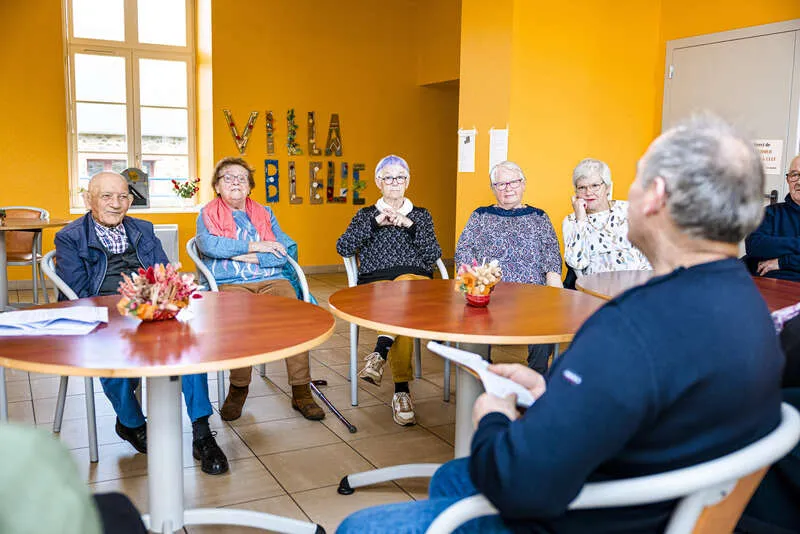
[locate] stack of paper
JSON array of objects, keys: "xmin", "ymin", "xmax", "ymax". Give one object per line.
[{"xmin": 0, "ymin": 307, "xmax": 109, "ymax": 336}]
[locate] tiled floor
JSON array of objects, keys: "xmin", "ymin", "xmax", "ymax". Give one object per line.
[{"xmin": 5, "ymin": 275, "xmax": 529, "ymax": 533}]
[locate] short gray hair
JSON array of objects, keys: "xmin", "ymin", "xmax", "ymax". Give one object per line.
[
  {"xmin": 489, "ymin": 161, "xmax": 526, "ymax": 183},
  {"xmin": 573, "ymin": 158, "xmax": 612, "ymax": 199},
  {"xmin": 640, "ymin": 115, "xmax": 765, "ymax": 244}
]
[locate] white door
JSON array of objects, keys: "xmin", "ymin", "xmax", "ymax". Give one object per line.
[{"xmin": 664, "ymin": 24, "xmax": 800, "ymax": 199}]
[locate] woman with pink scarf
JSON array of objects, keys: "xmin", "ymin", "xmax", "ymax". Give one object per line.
[{"xmin": 196, "ymin": 157, "xmax": 323, "ymax": 422}]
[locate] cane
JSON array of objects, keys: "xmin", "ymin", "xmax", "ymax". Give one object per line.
[{"xmin": 311, "ymin": 379, "xmax": 357, "ymax": 433}]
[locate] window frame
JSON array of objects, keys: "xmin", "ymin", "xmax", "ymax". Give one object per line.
[{"xmin": 64, "ymin": 0, "xmax": 196, "ymax": 210}]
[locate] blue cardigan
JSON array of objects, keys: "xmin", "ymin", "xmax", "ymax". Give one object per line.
[
  {"xmin": 745, "ymin": 194, "xmax": 800, "ymax": 281},
  {"xmin": 470, "ymin": 259, "xmax": 784, "ymax": 533},
  {"xmin": 54, "ymin": 212, "xmax": 169, "ymax": 299}
]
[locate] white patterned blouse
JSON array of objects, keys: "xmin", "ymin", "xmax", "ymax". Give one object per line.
[{"xmin": 562, "ymin": 200, "xmax": 651, "ymax": 277}]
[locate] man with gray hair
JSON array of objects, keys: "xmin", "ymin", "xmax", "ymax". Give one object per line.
[{"xmin": 337, "ymin": 115, "xmax": 784, "ymax": 533}]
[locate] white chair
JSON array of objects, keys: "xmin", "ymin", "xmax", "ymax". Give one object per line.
[
  {"xmin": 342, "ymin": 255, "xmax": 452, "ymax": 406},
  {"xmin": 40, "ymin": 250, "xmax": 100, "ymax": 463},
  {"xmin": 424, "ymin": 402, "xmax": 800, "ymax": 534},
  {"xmin": 2, "ymin": 206, "xmax": 51, "ymax": 304}
]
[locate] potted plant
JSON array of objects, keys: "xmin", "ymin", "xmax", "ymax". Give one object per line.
[
  {"xmin": 455, "ymin": 259, "xmax": 502, "ymax": 307},
  {"xmin": 171, "ymin": 178, "xmax": 200, "ymax": 207}
]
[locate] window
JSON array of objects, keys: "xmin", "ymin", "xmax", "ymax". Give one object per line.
[{"xmin": 66, "ymin": 0, "xmax": 195, "ymax": 209}]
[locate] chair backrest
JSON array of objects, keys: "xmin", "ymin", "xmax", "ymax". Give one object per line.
[
  {"xmin": 186, "ymin": 236, "xmax": 311, "ymax": 303},
  {"xmin": 41, "ymin": 250, "xmax": 79, "ymax": 301},
  {"xmin": 1, "ymin": 206, "xmax": 49, "ymax": 255},
  {"xmin": 342, "ymin": 256, "xmax": 449, "ymax": 287}
]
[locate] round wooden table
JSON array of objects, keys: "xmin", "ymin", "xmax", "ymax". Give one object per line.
[
  {"xmin": 0, "ymin": 217, "xmax": 70, "ymax": 311},
  {"xmin": 328, "ymin": 279, "xmax": 604, "ymax": 458},
  {"xmin": 576, "ymin": 269, "xmax": 800, "ymax": 312},
  {"xmin": 0, "ymin": 292, "xmax": 334, "ymax": 534}
]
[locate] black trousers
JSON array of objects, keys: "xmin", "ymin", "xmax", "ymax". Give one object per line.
[
  {"xmin": 527, "ymin": 344, "xmax": 555, "ymax": 374},
  {"xmin": 94, "ymin": 493, "xmax": 147, "ymax": 534}
]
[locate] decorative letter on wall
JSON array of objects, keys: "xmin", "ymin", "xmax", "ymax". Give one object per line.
[
  {"xmin": 265, "ymin": 159, "xmax": 279, "ymax": 203},
  {"xmin": 287, "ymin": 109, "xmax": 303, "ymax": 156},
  {"xmin": 327, "ymin": 161, "xmax": 347, "ymax": 203},
  {"xmin": 223, "ymin": 109, "xmax": 258, "ymax": 155},
  {"xmin": 265, "ymin": 111, "xmax": 275, "ymax": 155},
  {"xmin": 289, "ymin": 161, "xmax": 303, "ymax": 204},
  {"xmin": 352, "ymin": 163, "xmax": 366, "ymax": 205},
  {"xmin": 325, "ymin": 113, "xmax": 343, "ymax": 156},
  {"xmin": 309, "ymin": 161, "xmax": 323, "ymax": 204},
  {"xmin": 307, "ymin": 112, "xmax": 322, "ymax": 156}
]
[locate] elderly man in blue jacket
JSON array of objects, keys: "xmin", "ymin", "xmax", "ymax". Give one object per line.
[
  {"xmin": 746, "ymin": 154, "xmax": 800, "ymax": 281},
  {"xmin": 55, "ymin": 171, "xmax": 228, "ymax": 475}
]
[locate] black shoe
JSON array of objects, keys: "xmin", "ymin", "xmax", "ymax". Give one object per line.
[
  {"xmin": 115, "ymin": 418, "xmax": 147, "ymax": 454},
  {"xmin": 192, "ymin": 433, "xmax": 229, "ymax": 475}
]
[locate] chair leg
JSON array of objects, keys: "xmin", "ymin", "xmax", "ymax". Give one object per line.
[
  {"xmin": 414, "ymin": 338, "xmax": 422, "ymax": 379},
  {"xmin": 257, "ymin": 363, "xmax": 266, "ymax": 377},
  {"xmin": 85, "ymin": 377, "xmax": 99, "ymax": 463},
  {"xmin": 31, "ymin": 262, "xmax": 39, "ymax": 304},
  {"xmin": 217, "ymin": 370, "xmax": 225, "ymax": 411},
  {"xmin": 53, "ymin": 376, "xmax": 69, "ymax": 432},
  {"xmin": 0, "ymin": 367, "xmax": 7, "ymax": 422},
  {"xmin": 443, "ymin": 359, "xmax": 451, "ymax": 403},
  {"xmin": 350, "ymin": 323, "xmax": 359, "ymax": 406},
  {"xmin": 39, "ymin": 263, "xmax": 49, "ymax": 303}
]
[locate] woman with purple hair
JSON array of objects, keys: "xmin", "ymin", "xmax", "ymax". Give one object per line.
[{"xmin": 336, "ymin": 154, "xmax": 442, "ymax": 426}]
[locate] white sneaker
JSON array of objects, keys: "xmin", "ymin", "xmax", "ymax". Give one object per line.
[
  {"xmin": 392, "ymin": 392, "xmax": 416, "ymax": 426},
  {"xmin": 358, "ymin": 352, "xmax": 385, "ymax": 386}
]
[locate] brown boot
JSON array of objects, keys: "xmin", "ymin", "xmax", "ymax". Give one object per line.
[
  {"xmin": 291, "ymin": 384, "xmax": 325, "ymax": 420},
  {"xmin": 220, "ymin": 385, "xmax": 248, "ymax": 421}
]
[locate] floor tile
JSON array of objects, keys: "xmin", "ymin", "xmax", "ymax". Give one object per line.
[
  {"xmin": 427, "ymin": 424, "xmax": 455, "ymax": 446},
  {"xmin": 4, "ymin": 368, "xmax": 30, "ymax": 382},
  {"xmin": 33, "ymin": 392, "xmax": 116, "ymax": 424},
  {"xmin": 235, "ymin": 417, "xmax": 341, "ymax": 456},
  {"xmin": 364, "ymin": 375, "xmax": 447, "ymax": 404},
  {"xmin": 321, "ymin": 404, "xmax": 414, "ymax": 442},
  {"xmin": 259, "ymin": 443, "xmax": 374, "ymax": 493},
  {"xmin": 31, "ymin": 375, "xmax": 101, "ymax": 399},
  {"xmin": 314, "ymin": 383, "xmax": 383, "ymax": 415},
  {"xmin": 227, "ymin": 394, "xmax": 301, "ymax": 428},
  {"xmin": 7, "ymin": 399, "xmax": 35, "ymax": 423},
  {"xmin": 349, "ymin": 427, "xmax": 454, "ymax": 468},
  {"xmin": 72, "ymin": 441, "xmax": 149, "ymax": 483},
  {"xmin": 184, "ymin": 457, "xmax": 285, "ymax": 508},
  {"xmin": 273, "ymin": 366, "xmax": 349, "ymax": 395},
  {"xmin": 309, "ymin": 347, "xmax": 351, "ymax": 367},
  {"xmin": 38, "ymin": 413, "xmax": 123, "ymax": 450},
  {"xmin": 292, "ymin": 482, "xmax": 412, "ymax": 534},
  {"xmin": 412, "ymin": 398, "xmax": 457, "ymax": 427},
  {"xmin": 90, "ymin": 474, "xmax": 149, "ymax": 513},
  {"xmin": 4, "ymin": 377, "xmax": 31, "ymax": 402},
  {"xmin": 186, "ymin": 495, "xmax": 309, "ymax": 533}
]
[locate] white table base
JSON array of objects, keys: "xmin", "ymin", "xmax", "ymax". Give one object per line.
[{"xmin": 140, "ymin": 376, "xmax": 324, "ymax": 534}]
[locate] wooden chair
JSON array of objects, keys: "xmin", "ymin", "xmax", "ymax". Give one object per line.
[
  {"xmin": 342, "ymin": 255, "xmax": 452, "ymax": 406},
  {"xmin": 40, "ymin": 250, "xmax": 100, "ymax": 463},
  {"xmin": 2, "ymin": 206, "xmax": 51, "ymax": 304},
  {"xmin": 424, "ymin": 403, "xmax": 800, "ymax": 534}
]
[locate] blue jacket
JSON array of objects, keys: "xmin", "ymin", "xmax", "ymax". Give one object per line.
[
  {"xmin": 54, "ymin": 212, "xmax": 169, "ymax": 300},
  {"xmin": 745, "ymin": 195, "xmax": 800, "ymax": 281}
]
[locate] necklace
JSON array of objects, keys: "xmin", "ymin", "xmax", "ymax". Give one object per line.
[{"xmin": 584, "ymin": 201, "xmax": 621, "ymax": 233}]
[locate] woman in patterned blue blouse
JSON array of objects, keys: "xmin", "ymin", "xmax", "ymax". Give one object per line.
[{"xmin": 455, "ymin": 161, "xmax": 562, "ymax": 372}]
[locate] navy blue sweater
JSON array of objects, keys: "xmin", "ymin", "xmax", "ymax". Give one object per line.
[
  {"xmin": 745, "ymin": 195, "xmax": 800, "ymax": 281},
  {"xmin": 470, "ymin": 259, "xmax": 784, "ymax": 533}
]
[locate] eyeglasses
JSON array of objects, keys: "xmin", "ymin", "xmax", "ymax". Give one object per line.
[
  {"xmin": 575, "ymin": 182, "xmax": 605, "ymax": 195},
  {"xmin": 380, "ymin": 175, "xmax": 408, "ymax": 185},
  {"xmin": 219, "ymin": 173, "xmax": 249, "ymax": 184},
  {"xmin": 492, "ymin": 179, "xmax": 523, "ymax": 191},
  {"xmin": 786, "ymin": 171, "xmax": 800, "ymax": 182},
  {"xmin": 98, "ymin": 193, "xmax": 133, "ymax": 203}
]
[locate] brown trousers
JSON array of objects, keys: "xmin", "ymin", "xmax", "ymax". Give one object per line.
[{"xmin": 218, "ymin": 278, "xmax": 312, "ymax": 387}]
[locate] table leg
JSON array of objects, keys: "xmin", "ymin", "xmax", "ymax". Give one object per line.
[
  {"xmin": 0, "ymin": 232, "xmax": 8, "ymax": 311},
  {"xmin": 453, "ymin": 343, "xmax": 489, "ymax": 458},
  {"xmin": 146, "ymin": 376, "xmax": 185, "ymax": 533},
  {"xmin": 0, "ymin": 367, "xmax": 7, "ymax": 422}
]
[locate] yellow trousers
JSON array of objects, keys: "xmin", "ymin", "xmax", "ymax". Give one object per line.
[{"xmin": 370, "ymin": 273, "xmax": 429, "ymax": 383}]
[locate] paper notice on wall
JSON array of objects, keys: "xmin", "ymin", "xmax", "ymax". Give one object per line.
[
  {"xmin": 489, "ymin": 128, "xmax": 509, "ymax": 170},
  {"xmin": 753, "ymin": 139, "xmax": 784, "ymax": 175},
  {"xmin": 458, "ymin": 128, "xmax": 477, "ymax": 173}
]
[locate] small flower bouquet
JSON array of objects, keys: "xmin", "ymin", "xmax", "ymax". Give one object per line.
[
  {"xmin": 116, "ymin": 263, "xmax": 200, "ymax": 321},
  {"xmin": 456, "ymin": 259, "xmax": 502, "ymax": 307},
  {"xmin": 172, "ymin": 177, "xmax": 200, "ymax": 199}
]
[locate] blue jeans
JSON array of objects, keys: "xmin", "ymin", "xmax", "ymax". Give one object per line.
[
  {"xmin": 336, "ymin": 458, "xmax": 512, "ymax": 534},
  {"xmin": 100, "ymin": 374, "xmax": 213, "ymax": 428}
]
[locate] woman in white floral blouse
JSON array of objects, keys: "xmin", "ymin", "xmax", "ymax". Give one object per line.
[{"xmin": 563, "ymin": 159, "xmax": 651, "ymax": 278}]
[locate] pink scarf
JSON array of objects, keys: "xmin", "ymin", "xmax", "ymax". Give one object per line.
[{"xmin": 202, "ymin": 196, "xmax": 276, "ymax": 241}]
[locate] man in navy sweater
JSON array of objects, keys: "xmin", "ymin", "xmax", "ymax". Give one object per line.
[
  {"xmin": 337, "ymin": 116, "xmax": 785, "ymax": 533},
  {"xmin": 746, "ymin": 154, "xmax": 800, "ymax": 281}
]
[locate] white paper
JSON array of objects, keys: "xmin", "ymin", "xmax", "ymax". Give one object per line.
[
  {"xmin": 427, "ymin": 341, "xmax": 535, "ymax": 407},
  {"xmin": 753, "ymin": 139, "xmax": 784, "ymax": 175},
  {"xmin": 489, "ymin": 128, "xmax": 509, "ymax": 170},
  {"xmin": 0, "ymin": 306, "xmax": 108, "ymax": 336},
  {"xmin": 458, "ymin": 128, "xmax": 477, "ymax": 173}
]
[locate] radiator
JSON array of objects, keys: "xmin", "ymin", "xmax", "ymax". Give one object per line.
[{"xmin": 153, "ymin": 224, "xmax": 180, "ymax": 264}]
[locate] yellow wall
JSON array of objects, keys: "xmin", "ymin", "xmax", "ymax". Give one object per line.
[
  {"xmin": 211, "ymin": 0, "xmax": 459, "ymax": 266},
  {"xmin": 416, "ymin": 0, "xmax": 462, "ymax": 86},
  {"xmin": 1, "ymin": 0, "xmax": 458, "ymax": 282}
]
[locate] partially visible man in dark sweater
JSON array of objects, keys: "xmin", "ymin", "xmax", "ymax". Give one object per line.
[
  {"xmin": 337, "ymin": 116, "xmax": 785, "ymax": 533},
  {"xmin": 745, "ymin": 154, "xmax": 800, "ymax": 281},
  {"xmin": 55, "ymin": 172, "xmax": 228, "ymax": 475}
]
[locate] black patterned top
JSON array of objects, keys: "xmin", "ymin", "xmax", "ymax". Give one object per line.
[
  {"xmin": 455, "ymin": 205, "xmax": 562, "ymax": 285},
  {"xmin": 336, "ymin": 205, "xmax": 442, "ymax": 284}
]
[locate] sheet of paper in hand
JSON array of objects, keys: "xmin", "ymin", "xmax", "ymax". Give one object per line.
[
  {"xmin": 0, "ymin": 307, "xmax": 108, "ymax": 336},
  {"xmin": 426, "ymin": 341, "xmax": 536, "ymax": 407}
]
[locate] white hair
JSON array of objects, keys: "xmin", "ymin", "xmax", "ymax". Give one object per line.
[
  {"xmin": 572, "ymin": 158, "xmax": 612, "ymax": 199},
  {"xmin": 489, "ymin": 161, "xmax": 526, "ymax": 183}
]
